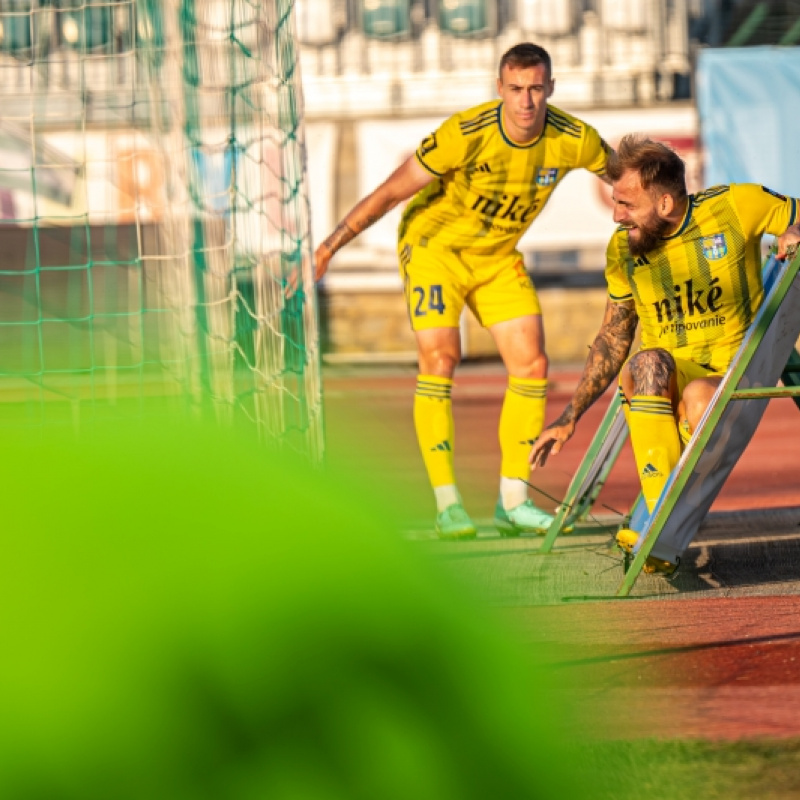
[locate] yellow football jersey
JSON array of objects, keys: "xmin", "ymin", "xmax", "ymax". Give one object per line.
[
  {"xmin": 400, "ymin": 100, "xmax": 609, "ymax": 256},
  {"xmin": 606, "ymin": 183, "xmax": 800, "ymax": 372}
]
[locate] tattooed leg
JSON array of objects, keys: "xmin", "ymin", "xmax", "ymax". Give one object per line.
[
  {"xmin": 625, "ymin": 349, "xmax": 682, "ymax": 513},
  {"xmin": 626, "ymin": 349, "xmax": 677, "ymax": 399}
]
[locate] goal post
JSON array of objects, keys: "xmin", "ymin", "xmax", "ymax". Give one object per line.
[{"xmin": 0, "ymin": 0, "xmax": 324, "ymax": 461}]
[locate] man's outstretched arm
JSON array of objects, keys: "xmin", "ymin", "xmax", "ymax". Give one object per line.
[
  {"xmin": 314, "ymin": 155, "xmax": 434, "ymax": 281},
  {"xmin": 530, "ymin": 299, "xmax": 637, "ymax": 468}
]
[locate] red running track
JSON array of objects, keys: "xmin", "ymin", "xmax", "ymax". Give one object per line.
[
  {"xmin": 325, "ymin": 365, "xmax": 800, "ymax": 522},
  {"xmin": 512, "ymin": 597, "xmax": 800, "ymax": 741}
]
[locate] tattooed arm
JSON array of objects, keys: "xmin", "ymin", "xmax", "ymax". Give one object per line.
[
  {"xmin": 314, "ymin": 155, "xmax": 434, "ymax": 281},
  {"xmin": 530, "ymin": 299, "xmax": 638, "ymax": 469}
]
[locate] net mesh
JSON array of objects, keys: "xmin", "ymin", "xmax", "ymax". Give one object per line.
[{"xmin": 0, "ymin": 0, "xmax": 323, "ymax": 460}]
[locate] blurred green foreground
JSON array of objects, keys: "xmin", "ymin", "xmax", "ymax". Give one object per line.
[{"xmin": 0, "ymin": 409, "xmax": 594, "ymax": 799}]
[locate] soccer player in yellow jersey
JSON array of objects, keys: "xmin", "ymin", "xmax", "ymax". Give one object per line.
[
  {"xmin": 530, "ymin": 134, "xmax": 800, "ymax": 571},
  {"xmin": 314, "ymin": 43, "xmax": 611, "ymax": 540}
]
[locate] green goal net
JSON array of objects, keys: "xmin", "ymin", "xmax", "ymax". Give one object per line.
[{"xmin": 0, "ymin": 0, "xmax": 323, "ymax": 460}]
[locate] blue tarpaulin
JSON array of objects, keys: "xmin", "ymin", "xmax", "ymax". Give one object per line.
[{"xmin": 697, "ymin": 47, "xmax": 800, "ymax": 196}]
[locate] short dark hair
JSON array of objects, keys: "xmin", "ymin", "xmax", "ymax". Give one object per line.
[
  {"xmin": 498, "ymin": 43, "xmax": 552, "ymax": 79},
  {"xmin": 607, "ymin": 134, "xmax": 687, "ymax": 200}
]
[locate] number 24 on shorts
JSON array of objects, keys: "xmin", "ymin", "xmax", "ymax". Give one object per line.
[{"xmin": 412, "ymin": 284, "xmax": 445, "ymax": 317}]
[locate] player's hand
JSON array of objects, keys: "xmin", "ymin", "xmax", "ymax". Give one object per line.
[
  {"xmin": 284, "ymin": 263, "xmax": 300, "ymax": 299},
  {"xmin": 529, "ymin": 421, "xmax": 575, "ymax": 470},
  {"xmin": 776, "ymin": 225, "xmax": 800, "ymax": 261},
  {"xmin": 314, "ymin": 243, "xmax": 334, "ymax": 282},
  {"xmin": 284, "ymin": 251, "xmax": 312, "ymax": 299}
]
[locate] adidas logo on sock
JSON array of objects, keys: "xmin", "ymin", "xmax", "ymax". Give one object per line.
[
  {"xmin": 431, "ymin": 440, "xmax": 452, "ymax": 452},
  {"xmin": 518, "ymin": 438, "xmax": 538, "ymax": 446},
  {"xmin": 641, "ymin": 463, "xmax": 662, "ymax": 478}
]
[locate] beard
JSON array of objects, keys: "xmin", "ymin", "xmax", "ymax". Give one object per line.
[{"xmin": 626, "ymin": 211, "xmax": 672, "ymax": 257}]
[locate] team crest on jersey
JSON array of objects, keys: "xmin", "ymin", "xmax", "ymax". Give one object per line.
[
  {"xmin": 535, "ymin": 167, "xmax": 559, "ymax": 186},
  {"xmin": 702, "ymin": 233, "xmax": 728, "ymax": 260}
]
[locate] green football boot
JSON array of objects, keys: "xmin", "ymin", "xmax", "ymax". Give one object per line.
[
  {"xmin": 435, "ymin": 504, "xmax": 477, "ymax": 540},
  {"xmin": 494, "ymin": 498, "xmax": 555, "ymax": 537}
]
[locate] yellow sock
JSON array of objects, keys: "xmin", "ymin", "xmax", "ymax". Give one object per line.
[
  {"xmin": 499, "ymin": 377, "xmax": 547, "ymax": 479},
  {"xmin": 678, "ymin": 417, "xmax": 692, "ymax": 447},
  {"xmin": 414, "ymin": 375, "xmax": 455, "ymax": 489},
  {"xmin": 628, "ymin": 395, "xmax": 681, "ymax": 514}
]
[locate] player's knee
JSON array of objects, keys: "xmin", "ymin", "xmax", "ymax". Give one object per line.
[
  {"xmin": 682, "ymin": 381, "xmax": 715, "ymax": 429},
  {"xmin": 418, "ymin": 348, "xmax": 460, "ymax": 377},
  {"xmin": 513, "ymin": 351, "xmax": 548, "ymax": 380},
  {"xmin": 683, "ymin": 399, "xmax": 706, "ymax": 432},
  {"xmin": 628, "ymin": 349, "xmax": 676, "ymax": 395},
  {"xmin": 628, "ymin": 348, "xmax": 674, "ymax": 371}
]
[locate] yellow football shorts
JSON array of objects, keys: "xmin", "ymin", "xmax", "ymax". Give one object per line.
[
  {"xmin": 672, "ymin": 357, "xmax": 726, "ymax": 398},
  {"xmin": 397, "ymin": 239, "xmax": 541, "ymax": 331}
]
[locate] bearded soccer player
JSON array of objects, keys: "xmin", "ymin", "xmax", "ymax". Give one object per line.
[
  {"xmin": 530, "ymin": 134, "xmax": 800, "ymax": 570},
  {"xmin": 315, "ymin": 43, "xmax": 611, "ymax": 540}
]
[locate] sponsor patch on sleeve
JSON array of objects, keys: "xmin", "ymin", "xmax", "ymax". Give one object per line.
[
  {"xmin": 762, "ymin": 186, "xmax": 787, "ymax": 201},
  {"xmin": 418, "ymin": 133, "xmax": 438, "ymax": 157}
]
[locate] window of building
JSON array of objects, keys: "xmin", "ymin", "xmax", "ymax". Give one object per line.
[
  {"xmin": 361, "ymin": 0, "xmax": 411, "ymax": 39},
  {"xmin": 439, "ymin": 0, "xmax": 491, "ymax": 36}
]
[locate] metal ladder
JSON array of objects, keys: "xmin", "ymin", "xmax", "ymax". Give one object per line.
[{"xmin": 537, "ymin": 248, "xmax": 800, "ymax": 596}]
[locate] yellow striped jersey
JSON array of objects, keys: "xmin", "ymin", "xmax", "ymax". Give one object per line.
[
  {"xmin": 606, "ymin": 183, "xmax": 800, "ymax": 372},
  {"xmin": 400, "ymin": 100, "xmax": 609, "ymax": 256}
]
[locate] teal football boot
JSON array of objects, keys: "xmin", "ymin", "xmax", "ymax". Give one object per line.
[{"xmin": 435, "ymin": 504, "xmax": 477, "ymax": 540}]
